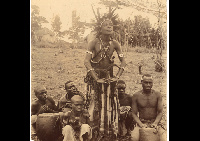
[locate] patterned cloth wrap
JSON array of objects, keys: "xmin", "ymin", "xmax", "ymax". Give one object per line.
[{"xmin": 84, "ymin": 63, "xmax": 119, "ymax": 137}]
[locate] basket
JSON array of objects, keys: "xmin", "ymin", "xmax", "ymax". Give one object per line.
[
  {"xmin": 139, "ymin": 128, "xmax": 159, "ymax": 141},
  {"xmin": 36, "ymin": 113, "xmax": 61, "ymax": 141}
]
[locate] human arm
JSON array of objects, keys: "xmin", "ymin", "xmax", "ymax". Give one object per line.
[
  {"xmin": 57, "ymin": 101, "xmax": 61, "ymax": 112},
  {"xmin": 31, "ymin": 102, "xmax": 39, "ymax": 116},
  {"xmin": 83, "ymin": 109, "xmax": 91, "ymax": 126},
  {"xmin": 47, "ymin": 96, "xmax": 59, "ymax": 112},
  {"xmin": 31, "ymin": 102, "xmax": 48, "ymax": 115},
  {"xmin": 151, "ymin": 92, "xmax": 163, "ymax": 127},
  {"xmin": 84, "ymin": 40, "xmax": 99, "ymax": 81},
  {"xmin": 113, "ymin": 40, "xmax": 126, "ymax": 79}
]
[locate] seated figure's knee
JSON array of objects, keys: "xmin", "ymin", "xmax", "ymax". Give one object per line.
[
  {"xmin": 81, "ymin": 124, "xmax": 90, "ymax": 130},
  {"xmin": 31, "ymin": 115, "xmax": 37, "ymax": 125},
  {"xmin": 80, "ymin": 124, "xmax": 92, "ymax": 135},
  {"xmin": 62, "ymin": 125, "xmax": 75, "ymax": 141},
  {"xmin": 80, "ymin": 124, "xmax": 92, "ymax": 141},
  {"xmin": 158, "ymin": 127, "xmax": 167, "ymax": 141},
  {"xmin": 130, "ymin": 126, "xmax": 140, "ymax": 141},
  {"xmin": 62, "ymin": 125, "xmax": 74, "ymax": 135}
]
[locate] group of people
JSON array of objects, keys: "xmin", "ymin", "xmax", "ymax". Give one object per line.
[
  {"xmin": 31, "ymin": 75, "xmax": 166, "ymax": 141},
  {"xmin": 129, "ymin": 30, "xmax": 164, "ymax": 49},
  {"xmin": 31, "ymin": 10, "xmax": 166, "ymax": 141}
]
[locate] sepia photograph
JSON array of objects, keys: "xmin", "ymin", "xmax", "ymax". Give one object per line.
[{"xmin": 31, "ymin": 0, "xmax": 168, "ymax": 140}]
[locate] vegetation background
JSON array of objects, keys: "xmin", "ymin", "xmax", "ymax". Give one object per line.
[{"xmin": 31, "ymin": 0, "xmax": 168, "ymax": 135}]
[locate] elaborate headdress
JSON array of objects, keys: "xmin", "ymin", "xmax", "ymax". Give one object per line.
[{"xmin": 91, "ymin": 5, "xmax": 120, "ymax": 38}]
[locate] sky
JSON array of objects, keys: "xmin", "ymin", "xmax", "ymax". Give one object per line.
[{"xmin": 31, "ymin": 0, "xmax": 167, "ymax": 40}]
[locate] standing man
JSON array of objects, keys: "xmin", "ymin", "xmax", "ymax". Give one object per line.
[
  {"xmin": 117, "ymin": 80, "xmax": 135, "ymax": 137},
  {"xmin": 131, "ymin": 74, "xmax": 166, "ymax": 141},
  {"xmin": 84, "ymin": 8, "xmax": 127, "ymax": 133},
  {"xmin": 61, "ymin": 95, "xmax": 92, "ymax": 141},
  {"xmin": 84, "ymin": 19, "xmax": 126, "ymax": 83},
  {"xmin": 31, "ymin": 85, "xmax": 58, "ymax": 140},
  {"xmin": 57, "ymin": 81, "xmax": 85, "ymax": 112}
]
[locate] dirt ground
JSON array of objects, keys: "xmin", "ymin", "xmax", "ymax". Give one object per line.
[{"xmin": 31, "ymin": 44, "xmax": 167, "ymax": 129}]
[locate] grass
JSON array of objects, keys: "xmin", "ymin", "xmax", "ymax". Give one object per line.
[{"xmin": 31, "ymin": 44, "xmax": 167, "ymax": 128}]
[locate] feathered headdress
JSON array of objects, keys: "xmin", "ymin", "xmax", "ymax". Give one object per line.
[{"xmin": 91, "ymin": 5, "xmax": 120, "ymax": 38}]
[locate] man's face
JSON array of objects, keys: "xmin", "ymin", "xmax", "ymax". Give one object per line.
[
  {"xmin": 142, "ymin": 78, "xmax": 153, "ymax": 91},
  {"xmin": 72, "ymin": 100, "xmax": 84, "ymax": 112},
  {"xmin": 117, "ymin": 83, "xmax": 126, "ymax": 96},
  {"xmin": 36, "ymin": 90, "xmax": 47, "ymax": 101},
  {"xmin": 66, "ymin": 82, "xmax": 78, "ymax": 94},
  {"xmin": 101, "ymin": 20, "xmax": 113, "ymax": 35}
]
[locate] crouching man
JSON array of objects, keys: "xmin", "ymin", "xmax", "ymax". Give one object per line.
[
  {"xmin": 61, "ymin": 95, "xmax": 92, "ymax": 141},
  {"xmin": 57, "ymin": 81, "xmax": 85, "ymax": 112},
  {"xmin": 117, "ymin": 80, "xmax": 135, "ymax": 138},
  {"xmin": 31, "ymin": 85, "xmax": 58, "ymax": 140},
  {"xmin": 131, "ymin": 74, "xmax": 166, "ymax": 141}
]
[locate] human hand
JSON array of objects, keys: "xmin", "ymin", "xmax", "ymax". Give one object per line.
[
  {"xmin": 140, "ymin": 124, "xmax": 148, "ymax": 128},
  {"xmin": 150, "ymin": 123, "xmax": 157, "ymax": 128},
  {"xmin": 150, "ymin": 123, "xmax": 158, "ymax": 134},
  {"xmin": 110, "ymin": 77, "xmax": 119, "ymax": 82},
  {"xmin": 97, "ymin": 78, "xmax": 106, "ymax": 83}
]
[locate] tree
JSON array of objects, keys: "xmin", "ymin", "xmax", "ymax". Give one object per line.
[
  {"xmin": 31, "ymin": 5, "xmax": 48, "ymax": 32},
  {"xmin": 51, "ymin": 15, "xmax": 62, "ymax": 37},
  {"xmin": 31, "ymin": 5, "xmax": 48, "ymax": 43},
  {"xmin": 67, "ymin": 13, "xmax": 85, "ymax": 48}
]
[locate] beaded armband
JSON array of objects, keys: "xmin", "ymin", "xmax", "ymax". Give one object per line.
[
  {"xmin": 119, "ymin": 54, "xmax": 124, "ymax": 57},
  {"xmin": 120, "ymin": 67, "xmax": 125, "ymax": 70},
  {"xmin": 87, "ymin": 68, "xmax": 94, "ymax": 73},
  {"xmin": 86, "ymin": 51, "xmax": 93, "ymax": 55}
]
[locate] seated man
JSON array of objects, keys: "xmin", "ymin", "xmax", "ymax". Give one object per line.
[
  {"xmin": 131, "ymin": 74, "xmax": 166, "ymax": 141},
  {"xmin": 61, "ymin": 95, "xmax": 92, "ymax": 141},
  {"xmin": 117, "ymin": 80, "xmax": 135, "ymax": 137},
  {"xmin": 57, "ymin": 81, "xmax": 85, "ymax": 112},
  {"xmin": 31, "ymin": 85, "xmax": 58, "ymax": 140}
]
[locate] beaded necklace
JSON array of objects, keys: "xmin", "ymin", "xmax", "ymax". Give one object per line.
[{"xmin": 99, "ymin": 36, "xmax": 112, "ymax": 59}]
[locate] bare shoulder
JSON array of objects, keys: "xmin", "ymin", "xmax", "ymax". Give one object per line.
[
  {"xmin": 31, "ymin": 100, "xmax": 39, "ymax": 107},
  {"xmin": 125, "ymin": 93, "xmax": 132, "ymax": 98},
  {"xmin": 31, "ymin": 100, "xmax": 40, "ymax": 113},
  {"xmin": 88, "ymin": 38, "xmax": 98, "ymax": 46},
  {"xmin": 132, "ymin": 90, "xmax": 142, "ymax": 99},
  {"xmin": 152, "ymin": 89, "xmax": 162, "ymax": 97},
  {"xmin": 63, "ymin": 110, "xmax": 72, "ymax": 117},
  {"xmin": 132, "ymin": 91, "xmax": 140, "ymax": 101},
  {"xmin": 112, "ymin": 40, "xmax": 120, "ymax": 48},
  {"xmin": 59, "ymin": 95, "xmax": 66, "ymax": 101},
  {"xmin": 83, "ymin": 109, "xmax": 90, "ymax": 117}
]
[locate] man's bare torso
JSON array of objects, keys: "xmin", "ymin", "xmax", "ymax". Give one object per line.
[
  {"xmin": 91, "ymin": 39, "xmax": 116, "ymax": 69},
  {"xmin": 31, "ymin": 96, "xmax": 56, "ymax": 115},
  {"xmin": 135, "ymin": 90, "xmax": 159, "ymax": 120}
]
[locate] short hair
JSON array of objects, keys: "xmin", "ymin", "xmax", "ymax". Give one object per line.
[
  {"xmin": 118, "ymin": 80, "xmax": 126, "ymax": 84},
  {"xmin": 64, "ymin": 81, "xmax": 73, "ymax": 89},
  {"xmin": 141, "ymin": 74, "xmax": 153, "ymax": 80},
  {"xmin": 34, "ymin": 85, "xmax": 47, "ymax": 96},
  {"xmin": 116, "ymin": 80, "xmax": 126, "ymax": 88},
  {"xmin": 71, "ymin": 95, "xmax": 84, "ymax": 103}
]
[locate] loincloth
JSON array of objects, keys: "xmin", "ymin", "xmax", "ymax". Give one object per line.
[
  {"xmin": 139, "ymin": 118, "xmax": 155, "ymax": 127},
  {"xmin": 139, "ymin": 118, "xmax": 166, "ymax": 131}
]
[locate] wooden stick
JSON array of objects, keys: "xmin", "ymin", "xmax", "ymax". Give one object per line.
[
  {"xmin": 100, "ymin": 83, "xmax": 105, "ymax": 133},
  {"xmin": 91, "ymin": 4, "xmax": 99, "ymax": 22},
  {"xmin": 113, "ymin": 93, "xmax": 119, "ymax": 136},
  {"xmin": 110, "ymin": 6, "xmax": 117, "ymax": 16},
  {"xmin": 107, "ymin": 83, "xmax": 110, "ymax": 135},
  {"xmin": 97, "ymin": 8, "xmax": 100, "ymax": 21},
  {"xmin": 88, "ymin": 89, "xmax": 95, "ymax": 122}
]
